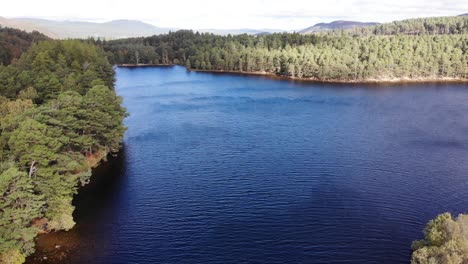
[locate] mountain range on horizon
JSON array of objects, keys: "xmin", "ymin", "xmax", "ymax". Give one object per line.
[
  {"xmin": 0, "ymin": 17, "xmax": 171, "ymax": 39},
  {"xmin": 0, "ymin": 16, "xmax": 290, "ymax": 38},
  {"xmin": 298, "ymin": 20, "xmax": 380, "ymax": 34},
  {"xmin": 0, "ymin": 14, "xmax": 466, "ymax": 39}
]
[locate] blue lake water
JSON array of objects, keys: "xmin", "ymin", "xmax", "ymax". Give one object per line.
[{"xmin": 29, "ymin": 66, "xmax": 468, "ymax": 263}]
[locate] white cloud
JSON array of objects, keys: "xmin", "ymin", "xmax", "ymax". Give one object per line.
[{"xmin": 3, "ymin": 0, "xmax": 467, "ymax": 30}]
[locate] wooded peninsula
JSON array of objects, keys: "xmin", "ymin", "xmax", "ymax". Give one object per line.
[{"xmin": 101, "ymin": 16, "xmax": 468, "ymax": 83}]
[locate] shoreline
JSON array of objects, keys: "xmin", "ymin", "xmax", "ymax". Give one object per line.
[
  {"xmin": 117, "ymin": 63, "xmax": 174, "ymax": 67},
  {"xmin": 26, "ymin": 149, "xmax": 123, "ymax": 264},
  {"xmin": 32, "ymin": 150, "xmax": 110, "ymax": 234},
  {"xmin": 116, "ymin": 64, "xmax": 468, "ymax": 85},
  {"xmin": 193, "ymin": 69, "xmax": 468, "ymax": 84}
]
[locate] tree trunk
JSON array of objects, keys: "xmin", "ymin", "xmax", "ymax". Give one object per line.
[{"xmin": 28, "ymin": 161, "xmax": 36, "ymax": 178}]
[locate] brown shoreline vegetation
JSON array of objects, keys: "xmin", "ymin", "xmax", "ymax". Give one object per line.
[
  {"xmin": 118, "ymin": 64, "xmax": 468, "ymax": 85},
  {"xmin": 185, "ymin": 68, "xmax": 468, "ymax": 84},
  {"xmin": 117, "ymin": 63, "xmax": 174, "ymax": 67}
]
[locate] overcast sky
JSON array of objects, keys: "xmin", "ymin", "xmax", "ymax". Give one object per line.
[{"xmin": 3, "ymin": 0, "xmax": 467, "ymax": 30}]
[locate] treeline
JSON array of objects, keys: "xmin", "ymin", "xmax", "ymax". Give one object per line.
[
  {"xmin": 0, "ymin": 40, "xmax": 115, "ymax": 102},
  {"xmin": 340, "ymin": 16, "xmax": 468, "ymax": 37},
  {"xmin": 0, "ymin": 27, "xmax": 49, "ymax": 66},
  {"xmin": 181, "ymin": 34, "xmax": 466, "ymax": 80},
  {"xmin": 100, "ymin": 16, "xmax": 468, "ymax": 81},
  {"xmin": 0, "ymin": 39, "xmax": 126, "ymax": 263},
  {"xmin": 102, "ymin": 30, "xmax": 320, "ymax": 65}
]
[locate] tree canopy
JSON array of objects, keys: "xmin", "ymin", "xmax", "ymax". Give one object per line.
[
  {"xmin": 0, "ymin": 26, "xmax": 49, "ymax": 66},
  {"xmin": 0, "ymin": 35, "xmax": 126, "ymax": 264},
  {"xmin": 100, "ymin": 16, "xmax": 468, "ymax": 82},
  {"xmin": 412, "ymin": 213, "xmax": 468, "ymax": 264}
]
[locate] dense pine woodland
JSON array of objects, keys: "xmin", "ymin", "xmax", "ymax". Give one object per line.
[
  {"xmin": 102, "ymin": 16, "xmax": 468, "ymax": 82},
  {"xmin": 0, "ymin": 36, "xmax": 126, "ymax": 263},
  {"xmin": 0, "ymin": 27, "xmax": 49, "ymax": 66}
]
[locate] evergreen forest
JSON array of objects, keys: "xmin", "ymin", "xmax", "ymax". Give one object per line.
[
  {"xmin": 101, "ymin": 16, "xmax": 468, "ymax": 82},
  {"xmin": 0, "ymin": 36, "xmax": 126, "ymax": 263}
]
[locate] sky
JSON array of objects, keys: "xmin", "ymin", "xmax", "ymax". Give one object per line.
[{"xmin": 3, "ymin": 0, "xmax": 467, "ymax": 30}]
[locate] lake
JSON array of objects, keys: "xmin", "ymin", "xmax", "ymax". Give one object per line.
[{"xmin": 28, "ymin": 66, "xmax": 468, "ymax": 263}]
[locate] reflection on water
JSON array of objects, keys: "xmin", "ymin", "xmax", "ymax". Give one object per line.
[
  {"xmin": 28, "ymin": 66, "xmax": 468, "ymax": 264},
  {"xmin": 27, "ymin": 148, "xmax": 127, "ymax": 263}
]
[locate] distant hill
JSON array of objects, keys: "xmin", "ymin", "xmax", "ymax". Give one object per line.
[
  {"xmin": 0, "ymin": 17, "xmax": 287, "ymax": 38},
  {"xmin": 0, "ymin": 26, "xmax": 49, "ymax": 65},
  {"xmin": 299, "ymin": 20, "xmax": 379, "ymax": 34},
  {"xmin": 0, "ymin": 17, "xmax": 172, "ymax": 39},
  {"xmin": 459, "ymin": 13, "xmax": 468, "ymax": 16},
  {"xmin": 0, "ymin": 16, "xmax": 57, "ymax": 37}
]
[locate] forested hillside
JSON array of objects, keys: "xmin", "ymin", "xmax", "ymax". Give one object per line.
[
  {"xmin": 0, "ymin": 27, "xmax": 48, "ymax": 66},
  {"xmin": 0, "ymin": 37, "xmax": 126, "ymax": 263},
  {"xmin": 101, "ymin": 16, "xmax": 468, "ymax": 82},
  {"xmin": 339, "ymin": 16, "xmax": 468, "ymax": 36}
]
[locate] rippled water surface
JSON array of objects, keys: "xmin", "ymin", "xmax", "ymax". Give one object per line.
[{"xmin": 29, "ymin": 66, "xmax": 468, "ymax": 263}]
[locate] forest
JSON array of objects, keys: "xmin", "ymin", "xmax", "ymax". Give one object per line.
[
  {"xmin": 0, "ymin": 37, "xmax": 126, "ymax": 263},
  {"xmin": 0, "ymin": 27, "xmax": 48, "ymax": 66},
  {"xmin": 340, "ymin": 16, "xmax": 468, "ymax": 36},
  {"xmin": 101, "ymin": 16, "xmax": 468, "ymax": 82}
]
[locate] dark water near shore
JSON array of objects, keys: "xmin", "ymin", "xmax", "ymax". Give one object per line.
[{"xmin": 28, "ymin": 66, "xmax": 468, "ymax": 263}]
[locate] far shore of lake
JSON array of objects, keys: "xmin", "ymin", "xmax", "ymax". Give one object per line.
[{"xmin": 117, "ymin": 64, "xmax": 468, "ymax": 85}]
